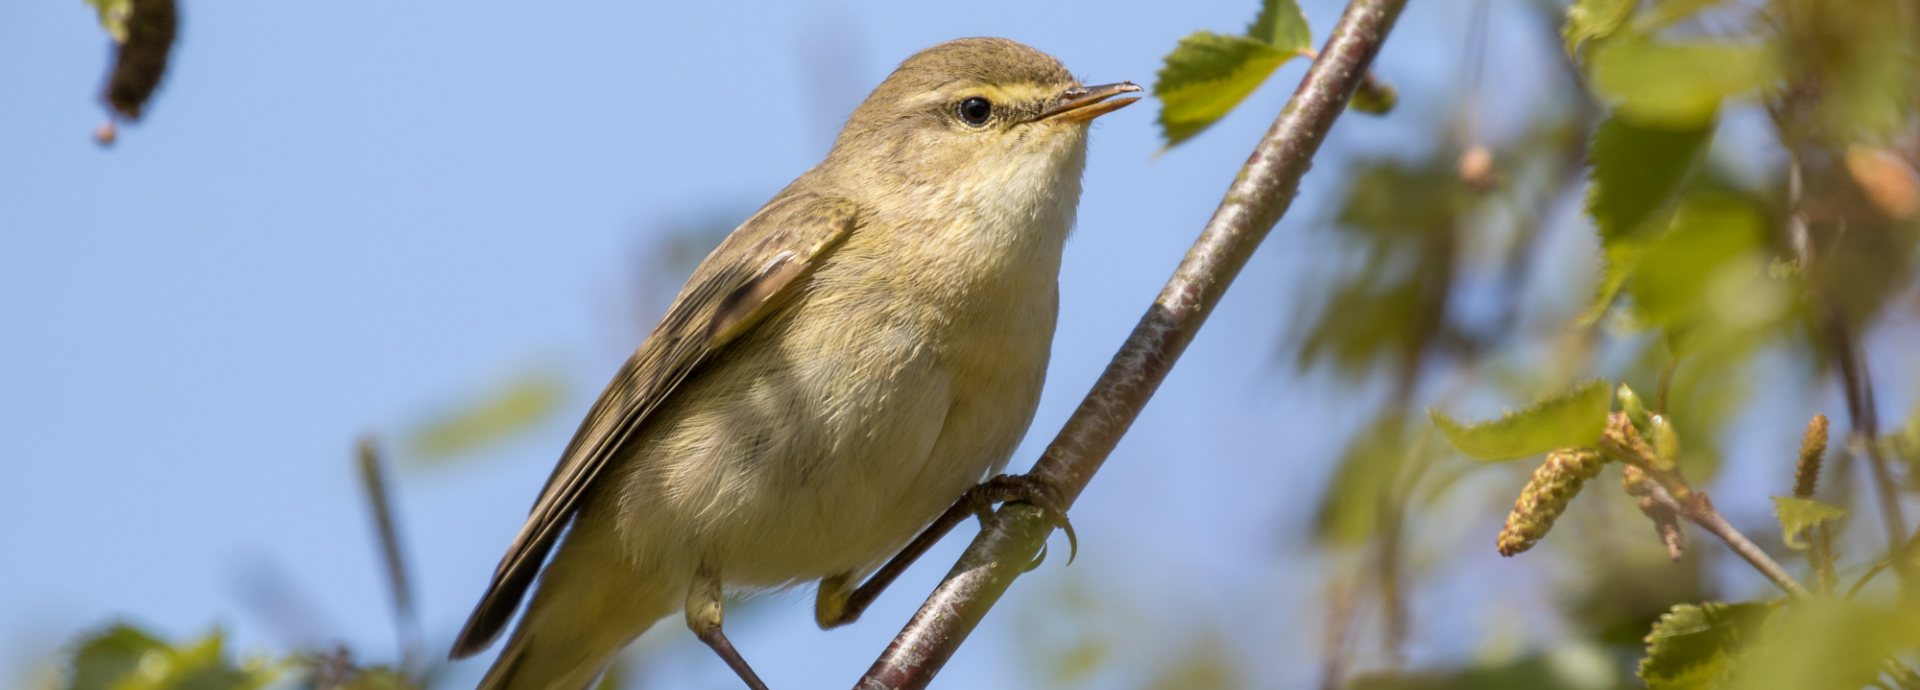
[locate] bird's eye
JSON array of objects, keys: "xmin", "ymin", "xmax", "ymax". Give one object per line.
[{"xmin": 957, "ymin": 97, "xmax": 993, "ymax": 126}]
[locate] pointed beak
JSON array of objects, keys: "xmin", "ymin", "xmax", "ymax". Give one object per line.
[{"xmin": 1034, "ymin": 82, "xmax": 1144, "ymax": 123}]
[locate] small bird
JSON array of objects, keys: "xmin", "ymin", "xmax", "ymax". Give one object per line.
[{"xmin": 450, "ymin": 37, "xmax": 1139, "ymax": 690}]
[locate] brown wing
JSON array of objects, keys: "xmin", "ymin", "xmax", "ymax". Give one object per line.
[{"xmin": 449, "ymin": 193, "xmax": 859, "ymax": 658}]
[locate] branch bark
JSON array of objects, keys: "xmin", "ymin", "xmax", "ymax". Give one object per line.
[{"xmin": 851, "ymin": 0, "xmax": 1412, "ymax": 686}]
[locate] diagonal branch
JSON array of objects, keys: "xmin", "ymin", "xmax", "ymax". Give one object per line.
[{"xmin": 851, "ymin": 0, "xmax": 1413, "ymax": 686}]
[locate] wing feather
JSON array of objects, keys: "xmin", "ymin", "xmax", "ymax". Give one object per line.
[{"xmin": 449, "ymin": 192, "xmax": 858, "ymax": 657}]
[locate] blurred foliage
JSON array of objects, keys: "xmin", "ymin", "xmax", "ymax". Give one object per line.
[
  {"xmin": 1255, "ymin": 0, "xmax": 1920, "ymax": 683},
  {"xmin": 40, "ymin": 0, "xmax": 1920, "ymax": 687},
  {"xmin": 1349, "ymin": 649, "xmax": 1625, "ymax": 690},
  {"xmin": 1015, "ymin": 577, "xmax": 1129, "ymax": 686},
  {"xmin": 402, "ymin": 372, "xmax": 566, "ymax": 464},
  {"xmin": 1136, "ymin": 632, "xmax": 1246, "ymax": 690},
  {"xmin": 1292, "ymin": 155, "xmax": 1459, "ymax": 378},
  {"xmin": 82, "ymin": 0, "xmax": 133, "ymax": 43},
  {"xmin": 1315, "ymin": 411, "xmax": 1413, "ymax": 546},
  {"xmin": 1568, "ymin": 544, "xmax": 1716, "ymax": 649},
  {"xmin": 60, "ymin": 624, "xmax": 277, "ymax": 690}
]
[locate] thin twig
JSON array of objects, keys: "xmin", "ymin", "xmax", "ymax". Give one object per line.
[
  {"xmin": 850, "ymin": 0, "xmax": 1412, "ymax": 686},
  {"xmin": 1770, "ymin": 103, "xmax": 1910, "ymax": 581},
  {"xmin": 1602, "ymin": 415, "xmax": 1809, "ymax": 596},
  {"xmin": 1606, "ymin": 415, "xmax": 1920, "ymax": 688},
  {"xmin": 355, "ymin": 437, "xmax": 424, "ymax": 676},
  {"xmin": 1849, "ymin": 558, "xmax": 1895, "ymax": 601}
]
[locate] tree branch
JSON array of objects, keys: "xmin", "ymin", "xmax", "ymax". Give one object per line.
[{"xmin": 851, "ymin": 0, "xmax": 1412, "ymax": 687}]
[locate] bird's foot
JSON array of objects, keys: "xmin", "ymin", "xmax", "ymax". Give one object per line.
[{"xmin": 963, "ymin": 473, "xmax": 1078, "ymax": 566}]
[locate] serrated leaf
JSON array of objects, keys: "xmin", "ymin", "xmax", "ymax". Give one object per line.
[
  {"xmin": 1154, "ymin": 32, "xmax": 1295, "ymax": 147},
  {"xmin": 1770, "ymin": 497, "xmax": 1847, "ymax": 549},
  {"xmin": 1640, "ymin": 602, "xmax": 1774, "ymax": 690},
  {"xmin": 1247, "ymin": 0, "xmax": 1313, "ymax": 54},
  {"xmin": 1590, "ymin": 38, "xmax": 1777, "ymax": 128},
  {"xmin": 1564, "ymin": 0, "xmax": 1637, "ymax": 56},
  {"xmin": 1430, "ymin": 380, "xmax": 1613, "ymax": 461},
  {"xmin": 1586, "ymin": 115, "xmax": 1713, "ymax": 243},
  {"xmin": 404, "ymin": 373, "xmax": 566, "ymax": 461},
  {"xmin": 1580, "ymin": 234, "xmax": 1652, "ymax": 325}
]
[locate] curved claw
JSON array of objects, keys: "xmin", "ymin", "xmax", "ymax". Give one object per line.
[
  {"xmin": 1024, "ymin": 542, "xmax": 1048, "ymax": 572},
  {"xmin": 1025, "ymin": 500, "xmax": 1077, "ymax": 566},
  {"xmin": 979, "ymin": 473, "xmax": 1079, "ymax": 568},
  {"xmin": 1057, "ymin": 516, "xmax": 1078, "ymax": 566}
]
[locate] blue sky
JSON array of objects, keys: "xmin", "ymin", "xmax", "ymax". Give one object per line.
[{"xmin": 0, "ymin": 0, "xmax": 1751, "ymax": 688}]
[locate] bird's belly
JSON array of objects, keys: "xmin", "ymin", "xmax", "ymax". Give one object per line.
[{"xmin": 604, "ymin": 307, "xmax": 1049, "ymax": 586}]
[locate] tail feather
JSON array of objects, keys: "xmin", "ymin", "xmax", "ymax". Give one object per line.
[{"xmin": 471, "ymin": 518, "xmax": 680, "ymax": 690}]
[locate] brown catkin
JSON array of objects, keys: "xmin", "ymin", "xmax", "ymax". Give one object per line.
[
  {"xmin": 1794, "ymin": 414, "xmax": 1829, "ymax": 499},
  {"xmin": 104, "ymin": 0, "xmax": 178, "ymax": 120},
  {"xmin": 1498, "ymin": 448, "xmax": 1606, "ymax": 556},
  {"xmin": 1620, "ymin": 465, "xmax": 1685, "ymax": 561}
]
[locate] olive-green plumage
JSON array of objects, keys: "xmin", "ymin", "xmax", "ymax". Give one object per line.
[{"xmin": 450, "ymin": 37, "xmax": 1138, "ymax": 690}]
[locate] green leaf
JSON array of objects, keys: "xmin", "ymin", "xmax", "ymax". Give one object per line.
[
  {"xmin": 1640, "ymin": 602, "xmax": 1775, "ymax": 690},
  {"xmin": 404, "ymin": 372, "xmax": 566, "ymax": 461},
  {"xmin": 1247, "ymin": 0, "xmax": 1313, "ymax": 54},
  {"xmin": 83, "ymin": 0, "xmax": 133, "ymax": 43},
  {"xmin": 1154, "ymin": 32, "xmax": 1295, "ymax": 147},
  {"xmin": 1770, "ymin": 497, "xmax": 1847, "ymax": 549},
  {"xmin": 1586, "ymin": 115, "xmax": 1713, "ymax": 243},
  {"xmin": 1724, "ymin": 599, "xmax": 1920, "ymax": 690},
  {"xmin": 1429, "ymin": 380, "xmax": 1612, "ymax": 461},
  {"xmin": 1590, "ymin": 38, "xmax": 1777, "ymax": 128}
]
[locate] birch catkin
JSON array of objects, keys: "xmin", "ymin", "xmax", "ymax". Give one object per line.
[{"xmin": 1498, "ymin": 448, "xmax": 1606, "ymax": 556}]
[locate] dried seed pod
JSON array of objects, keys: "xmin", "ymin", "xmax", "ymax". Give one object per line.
[
  {"xmin": 1794, "ymin": 414, "xmax": 1828, "ymax": 499},
  {"xmin": 104, "ymin": 0, "xmax": 178, "ymax": 121},
  {"xmin": 1621, "ymin": 465, "xmax": 1684, "ymax": 561},
  {"xmin": 1498, "ymin": 448, "xmax": 1606, "ymax": 556}
]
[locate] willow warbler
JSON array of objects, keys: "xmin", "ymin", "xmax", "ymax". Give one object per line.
[{"xmin": 450, "ymin": 37, "xmax": 1139, "ymax": 690}]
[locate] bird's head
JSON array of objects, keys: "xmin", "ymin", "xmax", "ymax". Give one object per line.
[{"xmin": 825, "ymin": 37, "xmax": 1139, "ymax": 197}]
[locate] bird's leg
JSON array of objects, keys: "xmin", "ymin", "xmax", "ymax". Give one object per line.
[
  {"xmin": 686, "ymin": 566, "xmax": 770, "ymax": 690},
  {"xmin": 813, "ymin": 473, "xmax": 1077, "ymax": 630}
]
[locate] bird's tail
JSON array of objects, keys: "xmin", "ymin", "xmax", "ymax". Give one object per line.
[{"xmin": 474, "ymin": 524, "xmax": 680, "ymax": 690}]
